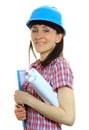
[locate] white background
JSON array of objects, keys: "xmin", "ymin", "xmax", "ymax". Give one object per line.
[{"xmin": 0, "ymin": 0, "xmax": 89, "ymax": 129}]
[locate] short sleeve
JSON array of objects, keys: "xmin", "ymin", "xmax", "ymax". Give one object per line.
[{"xmin": 50, "ymin": 58, "xmax": 74, "ymax": 90}]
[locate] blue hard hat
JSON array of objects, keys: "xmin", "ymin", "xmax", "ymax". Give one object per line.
[{"xmin": 26, "ymin": 5, "xmax": 66, "ymax": 34}]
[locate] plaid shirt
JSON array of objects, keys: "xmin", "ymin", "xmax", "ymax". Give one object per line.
[{"xmin": 23, "ymin": 57, "xmax": 74, "ymax": 130}]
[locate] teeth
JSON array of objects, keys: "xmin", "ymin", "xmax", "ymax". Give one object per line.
[{"xmin": 37, "ymin": 42, "xmax": 44, "ymax": 45}]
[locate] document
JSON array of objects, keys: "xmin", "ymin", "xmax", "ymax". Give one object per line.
[{"xmin": 17, "ymin": 68, "xmax": 59, "ymax": 107}]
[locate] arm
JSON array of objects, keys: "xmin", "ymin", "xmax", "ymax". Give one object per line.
[{"xmin": 14, "ymin": 86, "xmax": 75, "ymax": 126}]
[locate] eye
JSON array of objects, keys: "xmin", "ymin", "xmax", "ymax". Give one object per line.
[
  {"xmin": 43, "ymin": 29, "xmax": 50, "ymax": 33},
  {"xmin": 31, "ymin": 28, "xmax": 38, "ymax": 33}
]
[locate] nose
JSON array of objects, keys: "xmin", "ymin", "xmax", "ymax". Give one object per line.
[{"xmin": 35, "ymin": 31, "xmax": 43, "ymax": 40}]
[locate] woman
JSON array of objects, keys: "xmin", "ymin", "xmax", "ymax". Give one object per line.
[{"xmin": 14, "ymin": 5, "xmax": 75, "ymax": 130}]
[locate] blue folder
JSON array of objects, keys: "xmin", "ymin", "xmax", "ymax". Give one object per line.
[{"xmin": 17, "ymin": 70, "xmax": 26, "ymax": 128}]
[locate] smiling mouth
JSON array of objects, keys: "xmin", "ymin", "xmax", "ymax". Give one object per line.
[{"xmin": 36, "ymin": 42, "xmax": 45, "ymax": 45}]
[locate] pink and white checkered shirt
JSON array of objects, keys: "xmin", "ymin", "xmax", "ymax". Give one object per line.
[{"xmin": 23, "ymin": 57, "xmax": 74, "ymax": 130}]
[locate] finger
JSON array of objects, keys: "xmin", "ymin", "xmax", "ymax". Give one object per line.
[{"xmin": 16, "ymin": 113, "xmax": 26, "ymax": 120}]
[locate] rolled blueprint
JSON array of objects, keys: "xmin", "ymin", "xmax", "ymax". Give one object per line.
[{"xmin": 26, "ymin": 68, "xmax": 59, "ymax": 107}]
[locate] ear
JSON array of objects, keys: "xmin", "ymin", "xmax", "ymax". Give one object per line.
[{"xmin": 56, "ymin": 33, "xmax": 63, "ymax": 43}]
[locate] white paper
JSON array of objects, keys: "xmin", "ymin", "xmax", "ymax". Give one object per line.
[{"xmin": 26, "ymin": 68, "xmax": 59, "ymax": 107}]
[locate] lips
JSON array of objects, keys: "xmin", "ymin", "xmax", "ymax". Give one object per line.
[{"xmin": 36, "ymin": 42, "xmax": 45, "ymax": 45}]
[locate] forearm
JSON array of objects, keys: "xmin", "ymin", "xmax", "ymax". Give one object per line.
[
  {"xmin": 25, "ymin": 94, "xmax": 74, "ymax": 125},
  {"xmin": 14, "ymin": 88, "xmax": 75, "ymax": 126}
]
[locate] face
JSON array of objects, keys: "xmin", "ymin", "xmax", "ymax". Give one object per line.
[{"xmin": 31, "ymin": 24, "xmax": 62, "ymax": 60}]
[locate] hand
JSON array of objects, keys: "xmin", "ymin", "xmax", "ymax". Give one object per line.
[
  {"xmin": 14, "ymin": 104, "xmax": 26, "ymax": 120},
  {"xmin": 14, "ymin": 90, "xmax": 29, "ymax": 105}
]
